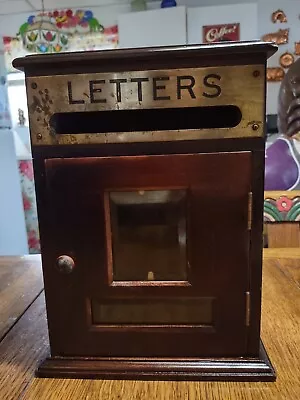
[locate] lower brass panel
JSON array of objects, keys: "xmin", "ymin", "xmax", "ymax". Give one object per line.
[{"xmin": 31, "ymin": 126, "xmax": 263, "ymax": 146}]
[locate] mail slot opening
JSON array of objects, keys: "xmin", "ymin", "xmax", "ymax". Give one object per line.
[{"xmin": 50, "ymin": 105, "xmax": 242, "ymax": 135}]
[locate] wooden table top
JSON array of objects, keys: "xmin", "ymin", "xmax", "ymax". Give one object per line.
[{"xmin": 0, "ymin": 250, "xmax": 299, "ymax": 400}]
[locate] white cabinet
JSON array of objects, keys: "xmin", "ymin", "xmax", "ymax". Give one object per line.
[
  {"xmin": 118, "ymin": 6, "xmax": 187, "ymax": 48},
  {"xmin": 0, "ymin": 130, "xmax": 28, "ymax": 255}
]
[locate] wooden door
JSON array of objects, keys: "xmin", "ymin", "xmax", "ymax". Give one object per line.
[{"xmin": 43, "ymin": 152, "xmax": 252, "ymax": 358}]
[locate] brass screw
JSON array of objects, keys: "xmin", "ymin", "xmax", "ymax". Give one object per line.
[
  {"xmin": 37, "ymin": 133, "xmax": 42, "ymax": 140},
  {"xmin": 253, "ymin": 70, "xmax": 260, "ymax": 78},
  {"xmin": 252, "ymin": 123, "xmax": 259, "ymax": 131}
]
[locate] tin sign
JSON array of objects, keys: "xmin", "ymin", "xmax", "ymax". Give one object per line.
[{"xmin": 203, "ymin": 23, "xmax": 240, "ymax": 43}]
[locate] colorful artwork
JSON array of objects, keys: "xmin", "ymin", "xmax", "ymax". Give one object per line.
[
  {"xmin": 3, "ymin": 26, "xmax": 118, "ymax": 73},
  {"xmin": 203, "ymin": 23, "xmax": 240, "ymax": 43},
  {"xmin": 17, "ymin": 9, "xmax": 104, "ymax": 53},
  {"xmin": 264, "ymin": 194, "xmax": 300, "ymax": 222}
]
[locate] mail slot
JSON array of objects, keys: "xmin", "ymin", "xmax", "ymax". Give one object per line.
[{"xmin": 13, "ymin": 41, "xmax": 277, "ymax": 381}]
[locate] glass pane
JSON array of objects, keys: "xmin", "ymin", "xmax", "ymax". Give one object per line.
[
  {"xmin": 91, "ymin": 298, "xmax": 213, "ymax": 325},
  {"xmin": 109, "ymin": 190, "xmax": 187, "ymax": 281}
]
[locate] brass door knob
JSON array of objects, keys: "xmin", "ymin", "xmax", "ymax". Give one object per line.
[{"xmin": 56, "ymin": 255, "xmax": 75, "ymax": 274}]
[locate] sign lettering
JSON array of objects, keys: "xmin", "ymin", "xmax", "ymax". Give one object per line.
[
  {"xmin": 67, "ymin": 73, "xmax": 222, "ymax": 105},
  {"xmin": 203, "ymin": 23, "xmax": 240, "ymax": 43}
]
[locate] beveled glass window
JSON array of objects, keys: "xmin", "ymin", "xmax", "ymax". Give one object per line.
[
  {"xmin": 91, "ymin": 297, "xmax": 213, "ymax": 325},
  {"xmin": 107, "ymin": 189, "xmax": 187, "ymax": 281}
]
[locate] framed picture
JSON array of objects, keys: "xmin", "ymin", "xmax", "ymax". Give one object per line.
[{"xmin": 203, "ymin": 23, "xmax": 240, "ymax": 43}]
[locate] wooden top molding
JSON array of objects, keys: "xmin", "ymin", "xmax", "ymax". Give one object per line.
[{"xmin": 13, "ymin": 41, "xmax": 277, "ymax": 76}]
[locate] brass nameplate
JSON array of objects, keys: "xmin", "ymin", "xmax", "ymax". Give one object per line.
[{"xmin": 26, "ymin": 65, "xmax": 264, "ymax": 146}]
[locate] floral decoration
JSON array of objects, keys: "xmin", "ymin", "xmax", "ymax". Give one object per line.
[
  {"xmin": 17, "ymin": 9, "xmax": 105, "ymax": 53},
  {"xmin": 18, "ymin": 160, "xmax": 40, "ymax": 254},
  {"xmin": 264, "ymin": 195, "xmax": 300, "ymax": 222},
  {"xmin": 4, "ymin": 23, "xmax": 118, "ymax": 72},
  {"xmin": 27, "ymin": 229, "xmax": 40, "ymax": 252},
  {"xmin": 22, "ymin": 193, "xmax": 32, "ymax": 211},
  {"xmin": 19, "ymin": 159, "xmax": 34, "ymax": 180},
  {"xmin": 276, "ymin": 196, "xmax": 293, "ymax": 212}
]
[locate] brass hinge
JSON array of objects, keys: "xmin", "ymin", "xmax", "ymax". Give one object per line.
[
  {"xmin": 248, "ymin": 192, "xmax": 253, "ymax": 230},
  {"xmin": 245, "ymin": 291, "xmax": 251, "ymax": 326}
]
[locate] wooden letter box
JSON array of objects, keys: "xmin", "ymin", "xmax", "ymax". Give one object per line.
[{"xmin": 14, "ymin": 41, "xmax": 277, "ymax": 381}]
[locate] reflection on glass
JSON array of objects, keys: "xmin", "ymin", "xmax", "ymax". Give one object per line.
[
  {"xmin": 91, "ymin": 298, "xmax": 213, "ymax": 325},
  {"xmin": 109, "ymin": 190, "xmax": 187, "ymax": 281}
]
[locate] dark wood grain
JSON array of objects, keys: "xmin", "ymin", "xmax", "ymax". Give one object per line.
[
  {"xmin": 36, "ymin": 342, "xmax": 275, "ymax": 381},
  {"xmin": 0, "ymin": 255, "xmax": 43, "ymax": 341},
  {"xmin": 32, "ymin": 138, "xmax": 265, "ymax": 160},
  {"xmin": 0, "ymin": 293, "xmax": 49, "ymax": 400},
  {"xmin": 13, "ymin": 41, "xmax": 277, "ymax": 76},
  {"xmin": 247, "ymin": 149, "xmax": 265, "ymax": 355},
  {"xmin": 39, "ymin": 152, "xmax": 252, "ymax": 359}
]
